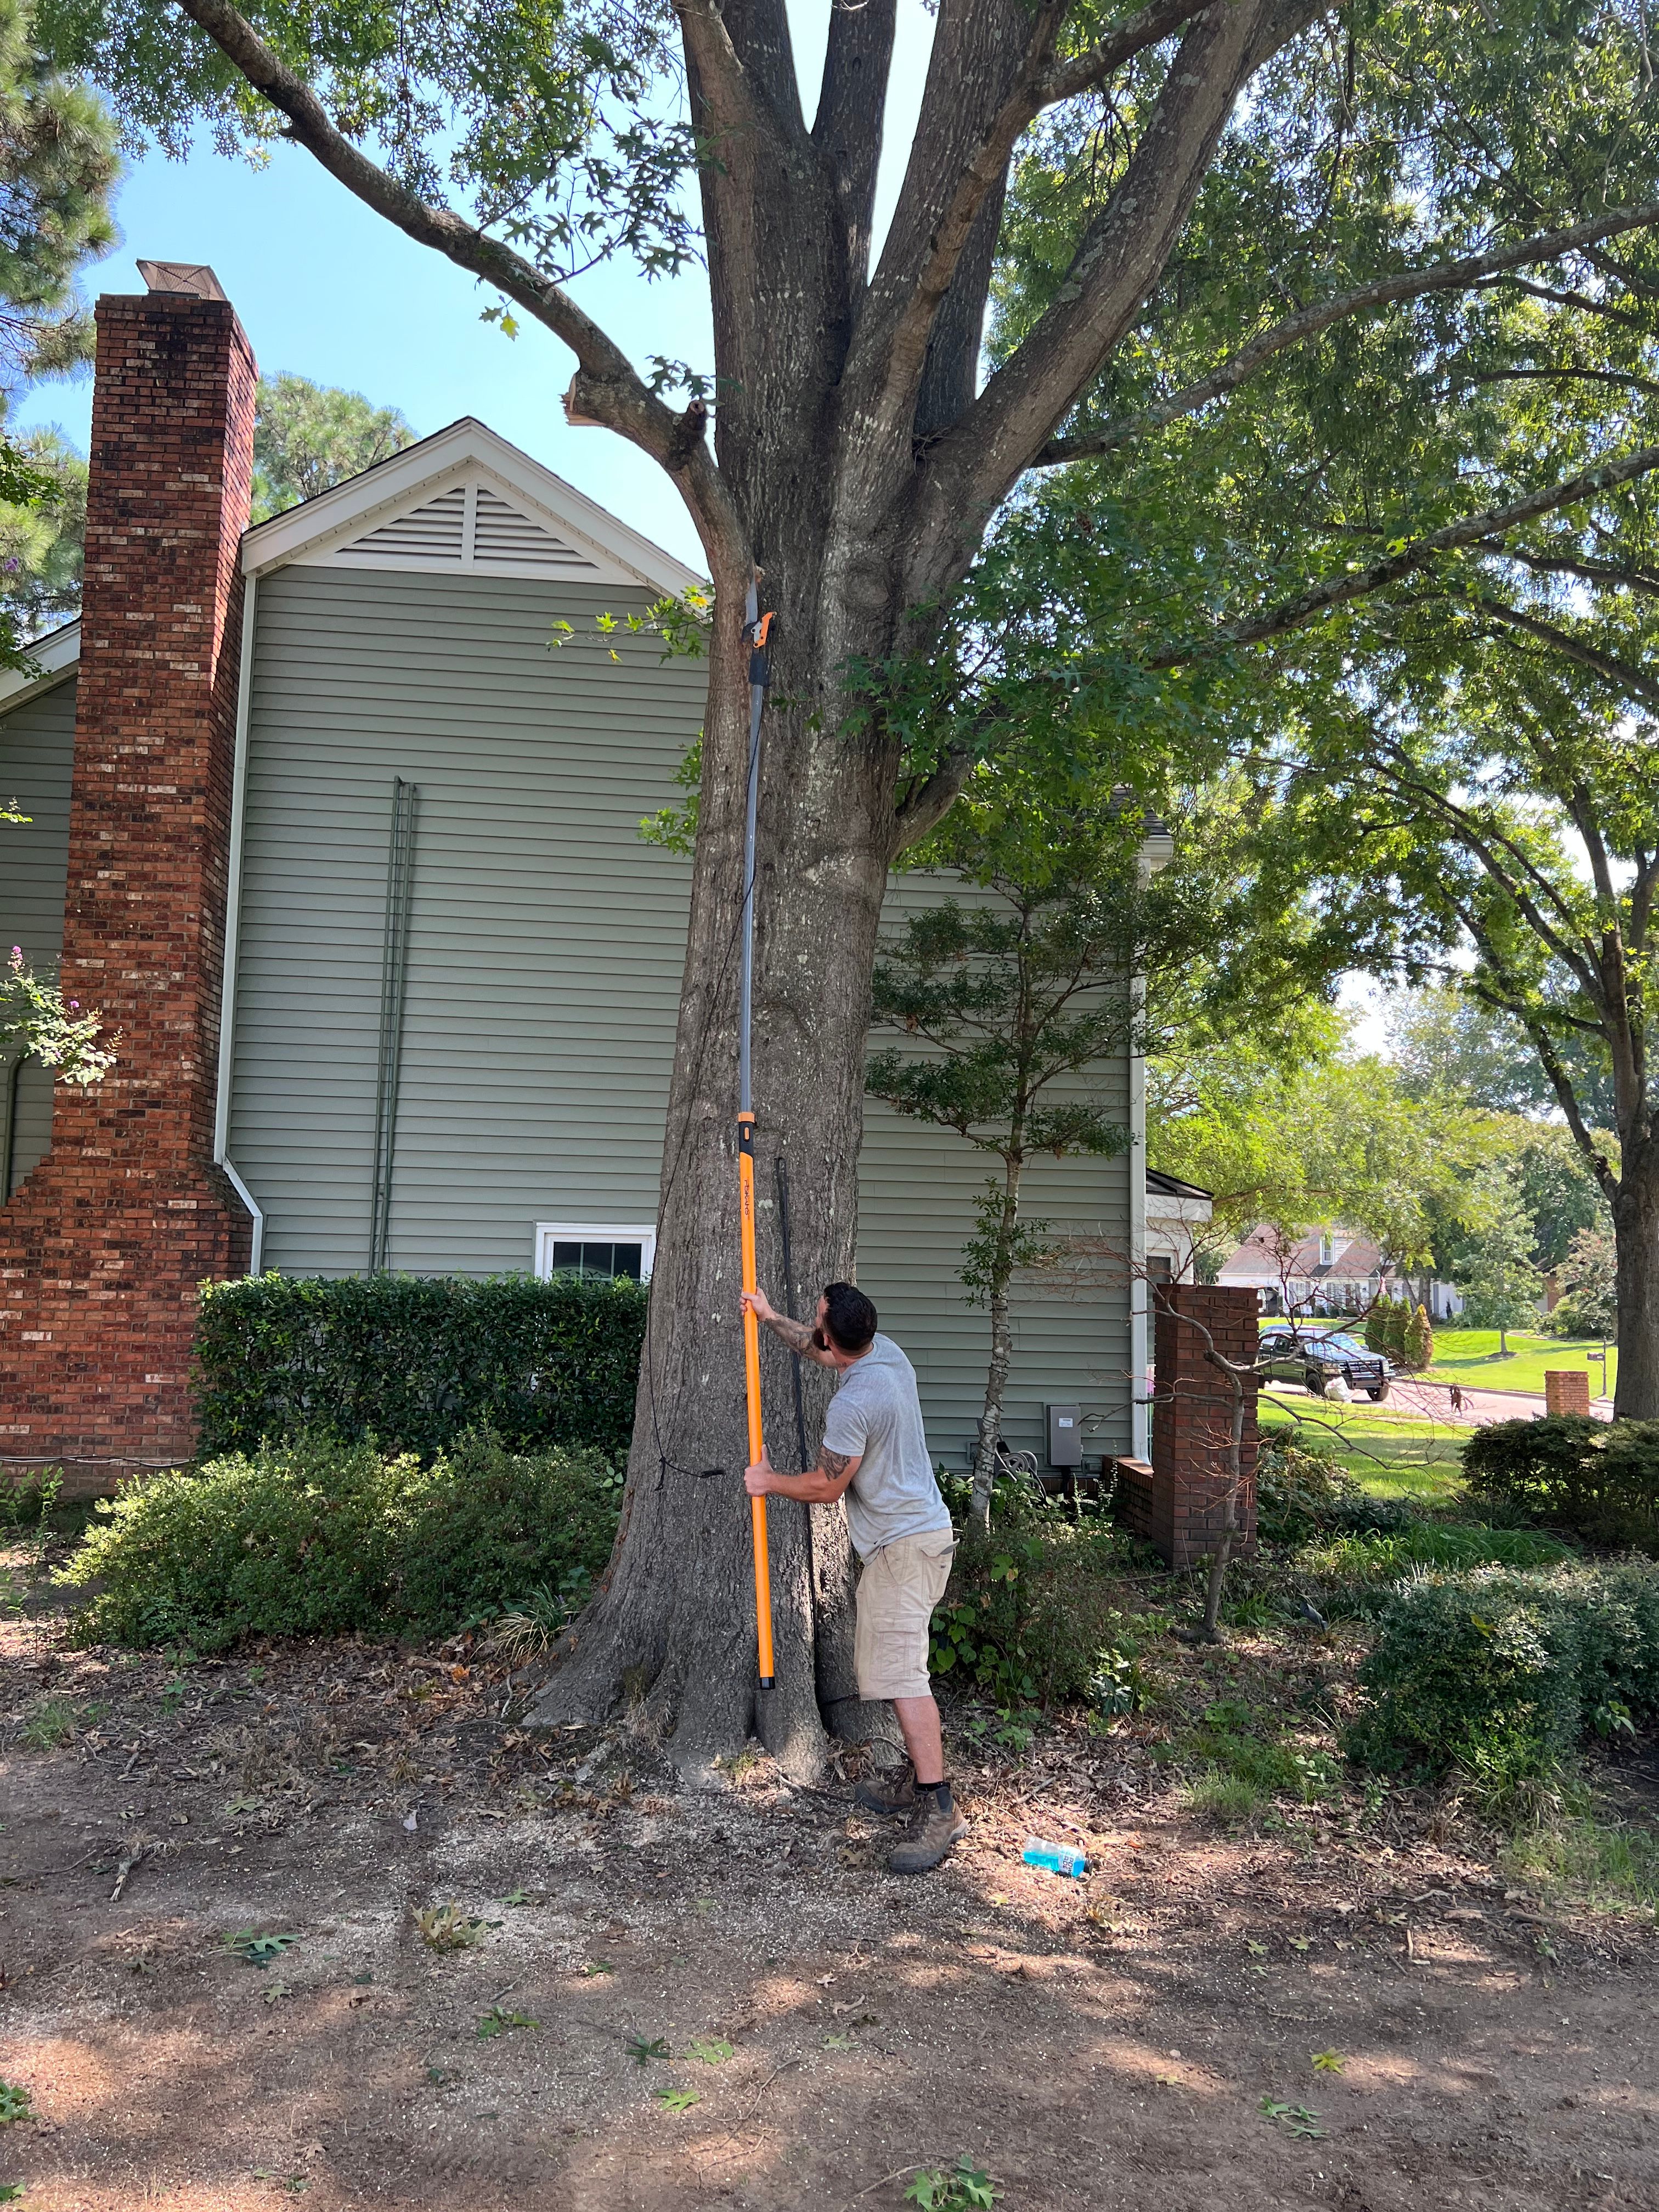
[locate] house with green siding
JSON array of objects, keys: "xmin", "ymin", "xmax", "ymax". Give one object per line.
[{"xmin": 0, "ymin": 272, "xmax": 1150, "ymax": 1479}]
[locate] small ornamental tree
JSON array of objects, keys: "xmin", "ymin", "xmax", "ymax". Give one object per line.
[
  {"xmin": 1364, "ymin": 1297, "xmax": 1392, "ymax": 1356},
  {"xmin": 1383, "ymin": 1300, "xmax": 1410, "ymax": 1367},
  {"xmin": 866, "ymin": 808, "xmax": 1148, "ymax": 1537},
  {"xmin": 1402, "ymin": 1302, "xmax": 1434, "ymax": 1373}
]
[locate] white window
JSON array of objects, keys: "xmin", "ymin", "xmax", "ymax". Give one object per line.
[{"xmin": 534, "ymin": 1221, "xmax": 656, "ymax": 1284}]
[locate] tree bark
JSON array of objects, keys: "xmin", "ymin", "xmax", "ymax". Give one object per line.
[
  {"xmin": 967, "ymin": 1157, "xmax": 1024, "ymax": 1539},
  {"xmin": 1612, "ymin": 1139, "xmax": 1659, "ymax": 1420}
]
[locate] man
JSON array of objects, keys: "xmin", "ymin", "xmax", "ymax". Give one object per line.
[{"xmin": 741, "ymin": 1279, "xmax": 966, "ymax": 1874}]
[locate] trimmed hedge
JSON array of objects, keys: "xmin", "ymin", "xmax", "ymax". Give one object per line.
[
  {"xmin": 194, "ymin": 1272, "xmax": 648, "ymax": 1462},
  {"xmin": 1463, "ymin": 1414, "xmax": 1659, "ymax": 1549},
  {"xmin": 1345, "ymin": 1558, "xmax": 1659, "ymax": 1790},
  {"xmin": 57, "ymin": 1430, "xmax": 622, "ymax": 1651}
]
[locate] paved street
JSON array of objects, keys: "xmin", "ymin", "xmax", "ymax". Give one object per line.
[{"xmin": 1262, "ymin": 1375, "xmax": 1614, "ymax": 1427}]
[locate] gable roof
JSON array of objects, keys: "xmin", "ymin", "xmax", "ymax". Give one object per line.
[
  {"xmin": 0, "ymin": 618, "xmax": 82, "ymax": 709},
  {"xmin": 242, "ymin": 417, "xmax": 704, "ymax": 596}
]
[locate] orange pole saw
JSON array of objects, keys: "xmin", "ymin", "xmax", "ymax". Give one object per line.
[{"xmin": 738, "ymin": 577, "xmax": 776, "ymax": 1690}]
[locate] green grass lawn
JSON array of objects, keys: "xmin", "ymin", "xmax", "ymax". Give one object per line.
[
  {"xmin": 1423, "ymin": 1327, "xmax": 1616, "ymax": 1398},
  {"xmin": 1259, "ymin": 1396, "xmax": 1470, "ymax": 1505}
]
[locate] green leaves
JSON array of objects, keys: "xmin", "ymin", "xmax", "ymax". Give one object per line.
[
  {"xmin": 1, "ymin": 946, "xmax": 115, "ymax": 1088},
  {"xmin": 654, "ymin": 2089, "xmax": 700, "ymax": 2112},
  {"xmin": 1260, "ymin": 2097, "xmax": 1327, "ymax": 2140},
  {"xmin": 627, "ymin": 2035, "xmax": 670, "ymax": 2066},
  {"xmin": 223, "ymin": 1931, "xmax": 302, "ymax": 1969},
  {"xmin": 0, "ymin": 2081, "xmax": 31, "ymax": 2125},
  {"xmin": 416, "ymin": 1905, "xmax": 499, "ymax": 1953},
  {"xmin": 684, "ymin": 2038, "xmax": 733, "ymax": 2065},
  {"xmin": 905, "ymin": 2159, "xmax": 1000, "ymax": 2209},
  {"xmin": 476, "ymin": 2007, "xmax": 538, "ymax": 2039}
]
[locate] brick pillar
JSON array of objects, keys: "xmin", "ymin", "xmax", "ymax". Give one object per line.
[
  {"xmin": 0, "ymin": 278, "xmax": 257, "ymax": 1487},
  {"xmin": 1544, "ymin": 1370, "xmax": 1592, "ymax": 1417},
  {"xmin": 1126, "ymin": 1285, "xmax": 1259, "ymax": 1569}
]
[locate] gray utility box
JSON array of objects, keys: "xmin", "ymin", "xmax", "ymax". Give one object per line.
[{"xmin": 1045, "ymin": 1402, "xmax": 1083, "ymax": 1469}]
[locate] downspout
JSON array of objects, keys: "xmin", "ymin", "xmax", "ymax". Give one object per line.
[
  {"xmin": 1128, "ymin": 981, "xmax": 1149, "ymax": 1463},
  {"xmin": 1128, "ymin": 819, "xmax": 1173, "ymax": 1463},
  {"xmin": 212, "ymin": 571, "xmax": 264, "ymax": 1275}
]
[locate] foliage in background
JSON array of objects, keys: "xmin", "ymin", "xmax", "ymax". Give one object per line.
[
  {"xmin": 1346, "ymin": 1560, "xmax": 1659, "ymax": 1802},
  {"xmin": 0, "ymin": 422, "xmax": 79, "ymax": 629},
  {"xmin": 1449, "ymin": 1167, "xmax": 1546, "ymax": 1351},
  {"xmin": 57, "ymin": 1430, "xmax": 620, "ymax": 1650},
  {"xmin": 0, "ymin": 0, "xmax": 116, "ymax": 652},
  {"xmin": 193, "ymin": 1272, "xmax": 647, "ymax": 1464},
  {"xmin": 1464, "ymin": 1414, "xmax": 1659, "ymax": 1550},
  {"xmin": 250, "ymin": 372, "xmax": 416, "ymax": 523},
  {"xmin": 1149, "ymin": 1011, "xmax": 1489, "ymax": 1271},
  {"xmin": 1547, "ymin": 1221, "xmax": 1619, "ymax": 1341},
  {"xmin": 1, "ymin": 940, "xmax": 114, "ymax": 1081}
]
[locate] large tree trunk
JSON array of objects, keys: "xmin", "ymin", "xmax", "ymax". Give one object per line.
[
  {"xmin": 529, "ymin": 518, "xmax": 907, "ymax": 1778},
  {"xmin": 1612, "ymin": 1139, "xmax": 1659, "ymax": 1420}
]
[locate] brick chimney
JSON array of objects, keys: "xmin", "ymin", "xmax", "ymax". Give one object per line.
[{"xmin": 0, "ymin": 269, "xmax": 257, "ymax": 1486}]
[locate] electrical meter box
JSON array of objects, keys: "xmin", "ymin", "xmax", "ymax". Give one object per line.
[{"xmin": 1045, "ymin": 1402, "xmax": 1083, "ymax": 1469}]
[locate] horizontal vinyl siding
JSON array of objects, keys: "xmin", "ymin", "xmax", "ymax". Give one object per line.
[
  {"xmin": 0, "ymin": 675, "xmax": 76, "ymax": 1194},
  {"xmin": 0, "ymin": 674, "xmax": 75, "ymax": 969},
  {"xmin": 229, "ymin": 567, "xmax": 701, "ymax": 1276},
  {"xmin": 229, "ymin": 565, "xmax": 1135, "ymax": 1457}
]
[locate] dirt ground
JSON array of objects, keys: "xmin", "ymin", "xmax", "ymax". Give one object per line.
[{"xmin": 2, "ymin": 1568, "xmax": 1656, "ymax": 2211}]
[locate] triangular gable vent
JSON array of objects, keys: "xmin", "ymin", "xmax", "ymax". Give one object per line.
[{"xmin": 325, "ymin": 478, "xmax": 603, "ymax": 578}]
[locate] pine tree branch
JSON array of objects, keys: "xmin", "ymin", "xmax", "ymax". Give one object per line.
[{"xmin": 1033, "ymin": 200, "xmax": 1659, "ymax": 466}]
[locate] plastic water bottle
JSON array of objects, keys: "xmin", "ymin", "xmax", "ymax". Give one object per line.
[{"xmin": 1023, "ymin": 1836, "xmax": 1087, "ymax": 1878}]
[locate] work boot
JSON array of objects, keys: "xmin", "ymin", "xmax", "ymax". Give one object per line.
[
  {"xmin": 854, "ymin": 1761, "xmax": 917, "ymax": 1818},
  {"xmin": 888, "ymin": 1782, "xmax": 967, "ymax": 1875}
]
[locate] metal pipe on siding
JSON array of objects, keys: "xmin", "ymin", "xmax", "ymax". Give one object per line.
[
  {"xmin": 369, "ymin": 776, "xmax": 419, "ymax": 1272},
  {"xmin": 212, "ymin": 572, "xmax": 267, "ymax": 1274}
]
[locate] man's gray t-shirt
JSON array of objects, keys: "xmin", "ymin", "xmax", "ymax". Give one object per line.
[{"xmin": 822, "ymin": 1333, "xmax": 950, "ymax": 1560}]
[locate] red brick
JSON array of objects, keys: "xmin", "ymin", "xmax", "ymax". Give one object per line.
[
  {"xmin": 1122, "ymin": 1285, "xmax": 1260, "ymax": 1570},
  {"xmin": 0, "ymin": 290, "xmax": 256, "ymax": 1488}
]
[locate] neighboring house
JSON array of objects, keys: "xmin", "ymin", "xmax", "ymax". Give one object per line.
[
  {"xmin": 1217, "ymin": 1224, "xmax": 1466, "ymax": 1321},
  {"xmin": 0, "ymin": 267, "xmax": 1154, "ymax": 1481},
  {"xmin": 1144, "ymin": 1169, "xmax": 1213, "ymax": 1284}
]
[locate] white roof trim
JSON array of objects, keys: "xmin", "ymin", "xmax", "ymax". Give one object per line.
[
  {"xmin": 242, "ymin": 417, "xmax": 703, "ymax": 596},
  {"xmin": 0, "ymin": 619, "xmax": 82, "ymax": 707}
]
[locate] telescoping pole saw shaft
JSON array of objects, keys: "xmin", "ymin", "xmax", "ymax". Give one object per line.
[{"xmin": 738, "ymin": 573, "xmax": 776, "ymax": 1691}]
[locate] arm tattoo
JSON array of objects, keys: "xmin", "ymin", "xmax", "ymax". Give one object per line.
[
  {"xmin": 765, "ymin": 1310, "xmax": 815, "ymax": 1355},
  {"xmin": 819, "ymin": 1447, "xmax": 854, "ymax": 1483}
]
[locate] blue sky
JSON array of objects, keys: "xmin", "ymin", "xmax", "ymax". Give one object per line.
[{"xmin": 13, "ymin": 3, "xmax": 938, "ymax": 575}]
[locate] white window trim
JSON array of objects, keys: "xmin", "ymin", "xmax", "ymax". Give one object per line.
[{"xmin": 534, "ymin": 1221, "xmax": 657, "ymax": 1283}]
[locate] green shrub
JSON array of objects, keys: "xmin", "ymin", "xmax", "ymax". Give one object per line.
[
  {"xmin": 57, "ymin": 1431, "xmax": 620, "ymax": 1652},
  {"xmin": 1299, "ymin": 1522, "xmax": 1573, "ymax": 1618},
  {"xmin": 1463, "ymin": 1415, "xmax": 1659, "ymax": 1548},
  {"xmin": 1256, "ymin": 1441, "xmax": 1418, "ymax": 1543},
  {"xmin": 1345, "ymin": 1558, "xmax": 1659, "ymax": 1792},
  {"xmin": 930, "ymin": 1522, "xmax": 1143, "ymax": 1711},
  {"xmin": 194, "ymin": 1272, "xmax": 647, "ymax": 1463}
]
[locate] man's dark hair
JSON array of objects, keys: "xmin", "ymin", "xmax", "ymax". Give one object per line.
[{"xmin": 821, "ymin": 1281, "xmax": 877, "ymax": 1353}]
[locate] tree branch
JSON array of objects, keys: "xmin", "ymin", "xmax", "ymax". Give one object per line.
[
  {"xmin": 1502, "ymin": 546, "xmax": 1659, "ymax": 601},
  {"xmin": 1146, "ymin": 441, "xmax": 1659, "ymax": 663},
  {"xmin": 812, "ymin": 0, "xmax": 898, "ymax": 291},
  {"xmin": 906, "ymin": 0, "xmax": 1325, "ymax": 601},
  {"xmin": 1464, "ymin": 594, "xmax": 1659, "ymax": 718},
  {"xmin": 890, "ymin": 750, "xmax": 978, "ymax": 856},
  {"xmin": 1034, "ymin": 200, "xmax": 1659, "ymax": 466},
  {"xmin": 171, "ymin": 0, "xmax": 742, "ymax": 565},
  {"xmin": 1041, "ymin": 0, "xmax": 1218, "ymax": 103}
]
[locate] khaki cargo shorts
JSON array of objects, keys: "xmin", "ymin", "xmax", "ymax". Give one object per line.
[{"xmin": 853, "ymin": 1527, "xmax": 958, "ymax": 1701}]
